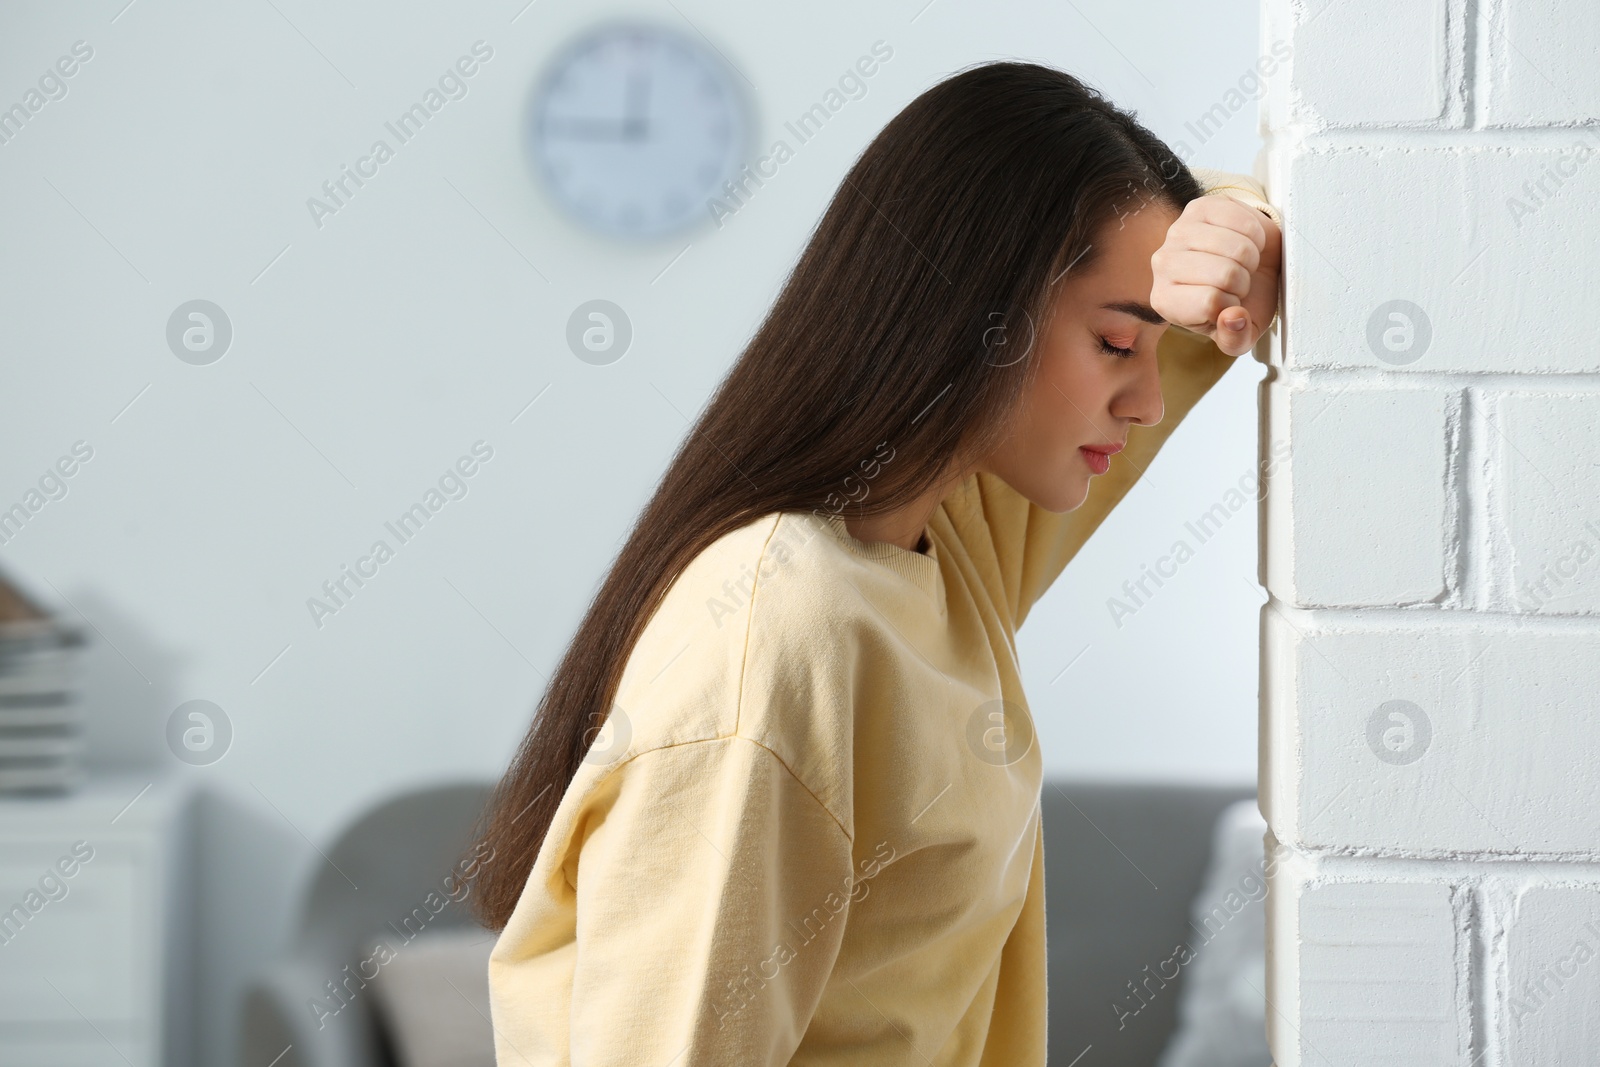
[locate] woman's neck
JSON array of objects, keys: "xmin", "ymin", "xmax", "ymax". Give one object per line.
[{"xmin": 843, "ymin": 483, "xmax": 953, "ymax": 554}]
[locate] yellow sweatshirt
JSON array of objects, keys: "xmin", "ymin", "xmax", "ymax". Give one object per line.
[{"xmin": 488, "ymin": 169, "xmax": 1279, "ymax": 1066}]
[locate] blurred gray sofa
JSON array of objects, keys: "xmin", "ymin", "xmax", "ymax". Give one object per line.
[
  {"xmin": 1040, "ymin": 780, "xmax": 1258, "ymax": 1067},
  {"xmin": 239, "ymin": 778, "xmax": 1256, "ymax": 1067}
]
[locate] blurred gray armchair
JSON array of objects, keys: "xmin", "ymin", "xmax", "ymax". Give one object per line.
[
  {"xmin": 239, "ymin": 781, "xmax": 498, "ymax": 1067},
  {"xmin": 239, "ymin": 779, "xmax": 1257, "ymax": 1067}
]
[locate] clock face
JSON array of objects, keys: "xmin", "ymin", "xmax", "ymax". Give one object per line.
[{"xmin": 531, "ymin": 24, "xmax": 749, "ymax": 239}]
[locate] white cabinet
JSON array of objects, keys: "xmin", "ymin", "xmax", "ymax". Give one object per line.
[{"xmin": 0, "ymin": 776, "xmax": 193, "ymax": 1067}]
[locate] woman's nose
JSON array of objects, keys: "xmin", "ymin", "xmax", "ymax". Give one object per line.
[{"xmin": 1120, "ymin": 357, "xmax": 1165, "ymax": 428}]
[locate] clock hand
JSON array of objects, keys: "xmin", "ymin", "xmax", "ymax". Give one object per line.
[
  {"xmin": 624, "ymin": 70, "xmax": 651, "ymax": 140},
  {"xmin": 545, "ymin": 118, "xmax": 636, "ymax": 140}
]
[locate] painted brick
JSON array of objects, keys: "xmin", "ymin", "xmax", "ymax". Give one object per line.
[
  {"xmin": 1269, "ymin": 868, "xmax": 1465, "ymax": 1066},
  {"xmin": 1484, "ymin": 0, "xmax": 1600, "ymax": 127},
  {"xmin": 1263, "ymin": 622, "xmax": 1600, "ymax": 855},
  {"xmin": 1264, "ymin": 383, "xmax": 1452, "ymax": 606},
  {"xmin": 1502, "ymin": 886, "xmax": 1600, "ymax": 1063},
  {"xmin": 1288, "ymin": 0, "xmax": 1453, "ymax": 126},
  {"xmin": 1280, "ymin": 147, "xmax": 1600, "ymax": 373},
  {"xmin": 1496, "ymin": 393, "xmax": 1600, "ymax": 615}
]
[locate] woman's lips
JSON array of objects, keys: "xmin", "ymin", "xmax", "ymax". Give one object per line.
[{"xmin": 1079, "ymin": 441, "xmax": 1122, "ymax": 476}]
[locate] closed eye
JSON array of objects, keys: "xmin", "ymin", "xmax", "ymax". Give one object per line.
[{"xmin": 1099, "ymin": 337, "xmax": 1137, "ymax": 359}]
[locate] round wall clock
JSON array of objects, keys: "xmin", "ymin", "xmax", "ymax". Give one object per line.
[{"xmin": 529, "ymin": 22, "xmax": 750, "ymax": 240}]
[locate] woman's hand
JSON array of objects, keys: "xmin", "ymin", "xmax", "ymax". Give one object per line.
[{"xmin": 1150, "ymin": 195, "xmax": 1282, "ymax": 357}]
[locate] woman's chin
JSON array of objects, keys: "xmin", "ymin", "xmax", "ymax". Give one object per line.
[
  {"xmin": 1064, "ymin": 478, "xmax": 1094, "ymax": 512},
  {"xmin": 1025, "ymin": 474, "xmax": 1093, "ymax": 515}
]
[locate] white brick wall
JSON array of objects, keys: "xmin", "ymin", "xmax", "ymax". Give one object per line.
[{"xmin": 1261, "ymin": 1, "xmax": 1600, "ymax": 1063}]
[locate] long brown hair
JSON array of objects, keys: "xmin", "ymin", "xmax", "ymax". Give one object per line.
[{"xmin": 468, "ymin": 60, "xmax": 1205, "ymax": 930}]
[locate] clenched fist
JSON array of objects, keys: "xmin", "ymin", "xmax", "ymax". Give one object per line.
[{"xmin": 1150, "ymin": 194, "xmax": 1282, "ymax": 358}]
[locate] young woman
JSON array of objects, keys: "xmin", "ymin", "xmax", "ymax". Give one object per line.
[{"xmin": 470, "ymin": 60, "xmax": 1282, "ymax": 1065}]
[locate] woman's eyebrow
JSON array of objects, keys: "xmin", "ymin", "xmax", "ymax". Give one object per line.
[{"xmin": 1100, "ymin": 300, "xmax": 1167, "ymax": 325}]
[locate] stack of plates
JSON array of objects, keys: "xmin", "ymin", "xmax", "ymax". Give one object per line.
[{"xmin": 0, "ymin": 580, "xmax": 86, "ymax": 794}]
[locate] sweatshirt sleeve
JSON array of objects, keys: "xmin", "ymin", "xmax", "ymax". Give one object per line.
[
  {"xmin": 1189, "ymin": 166, "xmax": 1282, "ymax": 228},
  {"xmin": 559, "ymin": 736, "xmax": 855, "ymax": 1065},
  {"xmin": 960, "ymin": 169, "xmax": 1279, "ymax": 631}
]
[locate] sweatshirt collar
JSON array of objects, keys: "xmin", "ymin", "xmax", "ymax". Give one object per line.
[{"xmin": 816, "ymin": 512, "xmax": 944, "ymax": 605}]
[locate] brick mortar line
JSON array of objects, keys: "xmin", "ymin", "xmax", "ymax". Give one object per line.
[
  {"xmin": 1272, "ymin": 848, "xmax": 1600, "ymax": 876},
  {"xmin": 1263, "ymin": 126, "xmax": 1600, "ymax": 149},
  {"xmin": 1268, "ymin": 370, "xmax": 1600, "ymax": 390},
  {"xmin": 1261, "ymin": 604, "xmax": 1600, "ymax": 630}
]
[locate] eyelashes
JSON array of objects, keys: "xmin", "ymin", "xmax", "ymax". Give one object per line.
[{"xmin": 1098, "ymin": 337, "xmax": 1137, "ymax": 359}]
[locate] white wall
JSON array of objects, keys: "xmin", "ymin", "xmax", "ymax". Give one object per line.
[
  {"xmin": 1261, "ymin": 0, "xmax": 1600, "ymax": 1062},
  {"xmin": 0, "ymin": 0, "xmax": 1264, "ymax": 1062}
]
